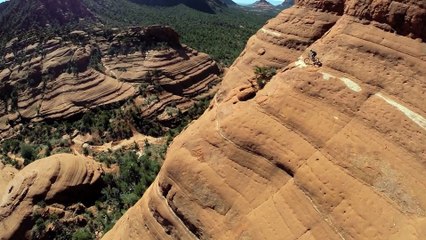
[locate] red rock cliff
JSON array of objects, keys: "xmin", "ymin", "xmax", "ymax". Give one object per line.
[{"xmin": 103, "ymin": 1, "xmax": 426, "ymax": 239}]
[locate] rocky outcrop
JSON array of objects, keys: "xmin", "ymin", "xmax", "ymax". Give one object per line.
[
  {"xmin": 0, "ymin": 1, "xmax": 9, "ymax": 13},
  {"xmin": 250, "ymin": 0, "xmax": 276, "ymax": 11},
  {"xmin": 0, "ymin": 163, "xmax": 17, "ymax": 200},
  {"xmin": 279, "ymin": 0, "xmax": 294, "ymax": 9},
  {"xmin": 0, "ymin": 154, "xmax": 104, "ymax": 239},
  {"xmin": 0, "ymin": 26, "xmax": 221, "ymax": 138},
  {"xmin": 220, "ymin": 0, "xmax": 237, "ymax": 5},
  {"xmin": 297, "ymin": 0, "xmax": 426, "ymax": 40},
  {"xmin": 103, "ymin": 1, "xmax": 426, "ymax": 240}
]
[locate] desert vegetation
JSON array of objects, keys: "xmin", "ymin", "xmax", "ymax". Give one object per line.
[
  {"xmin": 29, "ymin": 144, "xmax": 162, "ymax": 240},
  {"xmin": 254, "ymin": 66, "xmax": 277, "ymax": 89},
  {"xmin": 0, "ymin": 93, "xmax": 212, "ymax": 238}
]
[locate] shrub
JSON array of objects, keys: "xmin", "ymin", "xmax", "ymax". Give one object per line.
[
  {"xmin": 20, "ymin": 143, "xmax": 37, "ymax": 165},
  {"xmin": 254, "ymin": 66, "xmax": 277, "ymax": 89},
  {"xmin": 89, "ymin": 47, "xmax": 105, "ymax": 72},
  {"xmin": 82, "ymin": 147, "xmax": 89, "ymax": 156},
  {"xmin": 2, "ymin": 139, "xmax": 21, "ymax": 154},
  {"xmin": 2, "ymin": 155, "xmax": 20, "ymax": 169},
  {"xmin": 72, "ymin": 228, "xmax": 92, "ymax": 240}
]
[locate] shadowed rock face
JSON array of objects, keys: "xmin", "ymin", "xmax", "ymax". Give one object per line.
[
  {"xmin": 279, "ymin": 0, "xmax": 295, "ymax": 9},
  {"xmin": 0, "ymin": 0, "xmax": 94, "ymax": 36},
  {"xmin": 0, "ymin": 26, "xmax": 221, "ymax": 138},
  {"xmin": 0, "ymin": 2, "xmax": 9, "ymax": 13},
  {"xmin": 0, "ymin": 154, "xmax": 104, "ymax": 239},
  {"xmin": 103, "ymin": 1, "xmax": 426, "ymax": 240},
  {"xmin": 129, "ymin": 0, "xmax": 228, "ymax": 13}
]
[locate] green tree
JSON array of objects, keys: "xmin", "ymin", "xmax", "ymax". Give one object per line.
[
  {"xmin": 20, "ymin": 143, "xmax": 37, "ymax": 165},
  {"xmin": 254, "ymin": 66, "xmax": 277, "ymax": 89},
  {"xmin": 72, "ymin": 228, "xmax": 92, "ymax": 240}
]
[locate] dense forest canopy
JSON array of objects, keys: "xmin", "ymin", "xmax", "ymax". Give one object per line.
[{"xmin": 0, "ymin": 0, "xmax": 276, "ymax": 66}]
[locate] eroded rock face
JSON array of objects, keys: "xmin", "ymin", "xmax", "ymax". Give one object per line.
[
  {"xmin": 103, "ymin": 1, "xmax": 426, "ymax": 240},
  {"xmin": 297, "ymin": 0, "xmax": 426, "ymax": 40},
  {"xmin": 0, "ymin": 26, "xmax": 221, "ymax": 138},
  {"xmin": 0, "ymin": 154, "xmax": 103, "ymax": 239}
]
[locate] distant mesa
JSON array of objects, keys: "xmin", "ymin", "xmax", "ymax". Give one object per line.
[{"xmin": 249, "ymin": 0, "xmax": 275, "ymax": 11}]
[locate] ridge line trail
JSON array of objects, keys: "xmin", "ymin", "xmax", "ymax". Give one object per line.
[
  {"xmin": 71, "ymin": 132, "xmax": 162, "ymax": 154},
  {"xmin": 294, "ymin": 56, "xmax": 426, "ymax": 130}
]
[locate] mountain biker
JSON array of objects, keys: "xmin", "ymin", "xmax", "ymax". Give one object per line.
[{"xmin": 309, "ymin": 49, "xmax": 317, "ymax": 61}]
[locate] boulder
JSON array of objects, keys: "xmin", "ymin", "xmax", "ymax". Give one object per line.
[{"xmin": 0, "ymin": 154, "xmax": 104, "ymax": 239}]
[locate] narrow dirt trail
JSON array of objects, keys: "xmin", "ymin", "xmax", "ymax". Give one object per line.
[{"xmin": 70, "ymin": 130, "xmax": 163, "ymax": 155}]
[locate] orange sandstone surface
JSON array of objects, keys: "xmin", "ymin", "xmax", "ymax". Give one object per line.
[
  {"xmin": 103, "ymin": 1, "xmax": 426, "ymax": 239},
  {"xmin": 0, "ymin": 154, "xmax": 103, "ymax": 239}
]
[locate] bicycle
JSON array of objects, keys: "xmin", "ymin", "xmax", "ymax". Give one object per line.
[{"xmin": 304, "ymin": 56, "xmax": 322, "ymax": 67}]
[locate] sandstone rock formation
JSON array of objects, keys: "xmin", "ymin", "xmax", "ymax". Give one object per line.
[
  {"xmin": 279, "ymin": 0, "xmax": 295, "ymax": 9},
  {"xmin": 0, "ymin": 26, "xmax": 221, "ymax": 138},
  {"xmin": 103, "ymin": 1, "xmax": 426, "ymax": 239},
  {"xmin": 0, "ymin": 163, "xmax": 17, "ymax": 200},
  {"xmin": 0, "ymin": 154, "xmax": 104, "ymax": 239},
  {"xmin": 250, "ymin": 0, "xmax": 276, "ymax": 11}
]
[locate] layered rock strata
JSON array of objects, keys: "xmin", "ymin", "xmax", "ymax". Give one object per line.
[
  {"xmin": 103, "ymin": 1, "xmax": 426, "ymax": 240},
  {"xmin": 0, "ymin": 26, "xmax": 221, "ymax": 138},
  {"xmin": 0, "ymin": 154, "xmax": 104, "ymax": 239}
]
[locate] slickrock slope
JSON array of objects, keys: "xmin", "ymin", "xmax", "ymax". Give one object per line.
[
  {"xmin": 0, "ymin": 163, "xmax": 17, "ymax": 199},
  {"xmin": 104, "ymin": 1, "xmax": 426, "ymax": 240},
  {"xmin": 0, "ymin": 26, "xmax": 220, "ymax": 138},
  {"xmin": 0, "ymin": 154, "xmax": 103, "ymax": 239}
]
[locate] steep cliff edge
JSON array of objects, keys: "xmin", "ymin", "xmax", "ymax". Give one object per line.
[{"xmin": 103, "ymin": 1, "xmax": 426, "ymax": 239}]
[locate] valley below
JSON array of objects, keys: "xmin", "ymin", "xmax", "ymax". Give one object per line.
[{"xmin": 0, "ymin": 0, "xmax": 426, "ymax": 239}]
